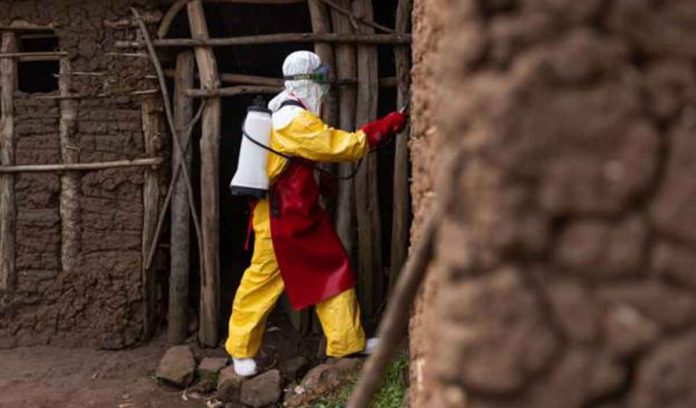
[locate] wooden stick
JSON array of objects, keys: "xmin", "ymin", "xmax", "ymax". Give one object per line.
[
  {"xmin": 187, "ymin": 0, "xmax": 222, "ymax": 348},
  {"xmin": 0, "ymin": 32, "xmax": 17, "ymax": 291},
  {"xmin": 347, "ymin": 210, "xmax": 439, "ymax": 408},
  {"xmin": 58, "ymin": 58, "xmax": 80, "ymax": 279},
  {"xmin": 115, "ymin": 33, "xmax": 412, "ymax": 48},
  {"xmin": 169, "ymin": 50, "xmax": 195, "ymax": 345},
  {"xmin": 33, "ymin": 90, "xmax": 159, "ymax": 100},
  {"xmin": 331, "ymin": 0, "xmax": 357, "ymax": 260},
  {"xmin": 129, "ymin": 9, "xmax": 207, "ymax": 340},
  {"xmin": 389, "ymin": 0, "xmax": 412, "ymax": 293},
  {"xmin": 185, "ymin": 85, "xmax": 280, "ymax": 97},
  {"xmin": 317, "ymin": 0, "xmax": 394, "ymax": 33},
  {"xmin": 0, "ymin": 158, "xmax": 163, "ymax": 173},
  {"xmin": 353, "ymin": 0, "xmax": 382, "ymax": 318}
]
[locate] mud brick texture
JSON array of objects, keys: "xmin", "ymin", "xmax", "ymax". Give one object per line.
[
  {"xmin": 410, "ymin": 0, "xmax": 696, "ymax": 407},
  {"xmin": 0, "ymin": 0, "xmax": 163, "ymax": 349}
]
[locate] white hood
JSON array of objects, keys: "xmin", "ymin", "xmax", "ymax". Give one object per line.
[{"xmin": 268, "ymin": 50, "xmax": 325, "ymax": 115}]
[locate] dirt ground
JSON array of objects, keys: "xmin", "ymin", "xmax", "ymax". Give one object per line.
[
  {"xmin": 0, "ymin": 336, "xmax": 201, "ymax": 408},
  {"xmin": 0, "ymin": 309, "xmax": 316, "ymax": 408}
]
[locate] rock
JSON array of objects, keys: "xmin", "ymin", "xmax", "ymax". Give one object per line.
[
  {"xmin": 156, "ymin": 345, "xmax": 196, "ymax": 388},
  {"xmin": 216, "ymin": 366, "xmax": 244, "ymax": 403},
  {"xmin": 588, "ymin": 349, "xmax": 626, "ymax": 400},
  {"xmin": 284, "ymin": 359, "xmax": 362, "ymax": 407},
  {"xmin": 280, "ymin": 355, "xmax": 309, "ymax": 381},
  {"xmin": 200, "ymin": 357, "xmax": 228, "ymax": 375},
  {"xmin": 240, "ymin": 369, "xmax": 282, "ymax": 407}
]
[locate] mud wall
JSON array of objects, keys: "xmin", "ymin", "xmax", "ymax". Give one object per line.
[
  {"xmin": 410, "ymin": 0, "xmax": 696, "ymax": 406},
  {"xmin": 0, "ymin": 0, "xmax": 162, "ymax": 349}
]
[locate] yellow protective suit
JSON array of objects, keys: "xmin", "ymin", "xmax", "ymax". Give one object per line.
[{"xmin": 225, "ymin": 109, "xmax": 369, "ymax": 358}]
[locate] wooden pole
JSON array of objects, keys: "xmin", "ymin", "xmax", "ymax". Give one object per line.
[
  {"xmin": 0, "ymin": 32, "xmax": 17, "ymax": 291},
  {"xmin": 331, "ymin": 0, "xmax": 357, "ymax": 260},
  {"xmin": 58, "ymin": 58, "xmax": 80, "ymax": 277},
  {"xmin": 169, "ymin": 51, "xmax": 195, "ymax": 344},
  {"xmin": 307, "ymin": 0, "xmax": 338, "ymax": 335},
  {"xmin": 353, "ymin": 0, "xmax": 382, "ymax": 318},
  {"xmin": 115, "ymin": 33, "xmax": 412, "ymax": 48},
  {"xmin": 187, "ymin": 0, "xmax": 222, "ymax": 347},
  {"xmin": 0, "ymin": 158, "xmax": 163, "ymax": 173},
  {"xmin": 141, "ymin": 95, "xmax": 165, "ymax": 338},
  {"xmin": 389, "ymin": 0, "xmax": 412, "ymax": 293}
]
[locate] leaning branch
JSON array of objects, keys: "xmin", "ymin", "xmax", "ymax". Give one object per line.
[{"xmin": 130, "ymin": 7, "xmax": 206, "ymax": 284}]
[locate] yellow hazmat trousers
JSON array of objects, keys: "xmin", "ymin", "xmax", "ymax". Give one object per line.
[{"xmin": 226, "ymin": 109, "xmax": 369, "ymax": 358}]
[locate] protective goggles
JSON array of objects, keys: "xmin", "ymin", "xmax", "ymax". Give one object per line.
[{"xmin": 283, "ymin": 64, "xmax": 331, "ymax": 85}]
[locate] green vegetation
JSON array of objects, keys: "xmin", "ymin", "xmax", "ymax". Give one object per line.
[{"xmin": 311, "ymin": 354, "xmax": 409, "ymax": 408}]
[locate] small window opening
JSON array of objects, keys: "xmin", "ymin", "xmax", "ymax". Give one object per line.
[{"xmin": 17, "ymin": 32, "xmax": 60, "ymax": 93}]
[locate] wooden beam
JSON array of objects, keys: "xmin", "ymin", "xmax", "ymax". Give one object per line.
[
  {"xmin": 58, "ymin": 59, "xmax": 80, "ymax": 278},
  {"xmin": 389, "ymin": 0, "xmax": 412, "ymax": 293},
  {"xmin": 188, "ymin": 0, "xmax": 221, "ymax": 348},
  {"xmin": 185, "ymin": 85, "xmax": 280, "ymax": 97},
  {"xmin": 0, "ymin": 158, "xmax": 163, "ymax": 173},
  {"xmin": 115, "ymin": 33, "xmax": 412, "ymax": 48},
  {"xmin": 142, "ymin": 95, "xmax": 165, "ymax": 339},
  {"xmin": 0, "ymin": 51, "xmax": 67, "ymax": 61},
  {"xmin": 169, "ymin": 51, "xmax": 195, "ymax": 345},
  {"xmin": 353, "ymin": 0, "xmax": 382, "ymax": 318},
  {"xmin": 331, "ymin": 0, "xmax": 357, "ymax": 260},
  {"xmin": 0, "ymin": 32, "xmax": 17, "ymax": 291}
]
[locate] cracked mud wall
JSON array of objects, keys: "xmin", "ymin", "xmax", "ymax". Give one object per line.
[
  {"xmin": 410, "ymin": 0, "xmax": 696, "ymax": 406},
  {"xmin": 0, "ymin": 0, "xmax": 163, "ymax": 349}
]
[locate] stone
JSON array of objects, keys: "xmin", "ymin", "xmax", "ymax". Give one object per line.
[
  {"xmin": 284, "ymin": 359, "xmax": 362, "ymax": 407},
  {"xmin": 240, "ymin": 369, "xmax": 282, "ymax": 407},
  {"xmin": 280, "ymin": 355, "xmax": 309, "ymax": 381},
  {"xmin": 200, "ymin": 357, "xmax": 228, "ymax": 375},
  {"xmin": 156, "ymin": 345, "xmax": 196, "ymax": 388},
  {"xmin": 603, "ymin": 304, "xmax": 659, "ymax": 357},
  {"xmin": 629, "ymin": 330, "xmax": 696, "ymax": 408},
  {"xmin": 216, "ymin": 366, "xmax": 244, "ymax": 403}
]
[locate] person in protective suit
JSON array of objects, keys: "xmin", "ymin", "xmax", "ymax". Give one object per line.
[{"xmin": 225, "ymin": 50, "xmax": 407, "ymax": 377}]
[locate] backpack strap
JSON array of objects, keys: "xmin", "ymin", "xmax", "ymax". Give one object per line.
[{"xmin": 279, "ymin": 99, "xmax": 306, "ymax": 110}]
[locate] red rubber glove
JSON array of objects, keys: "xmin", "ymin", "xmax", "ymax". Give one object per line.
[{"xmin": 361, "ymin": 111, "xmax": 407, "ymax": 147}]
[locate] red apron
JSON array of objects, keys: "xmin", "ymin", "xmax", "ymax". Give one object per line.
[{"xmin": 268, "ymin": 160, "xmax": 355, "ymax": 310}]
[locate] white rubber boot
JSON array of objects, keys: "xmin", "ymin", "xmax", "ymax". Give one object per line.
[
  {"xmin": 360, "ymin": 337, "xmax": 379, "ymax": 355},
  {"xmin": 232, "ymin": 358, "xmax": 258, "ymax": 377}
]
